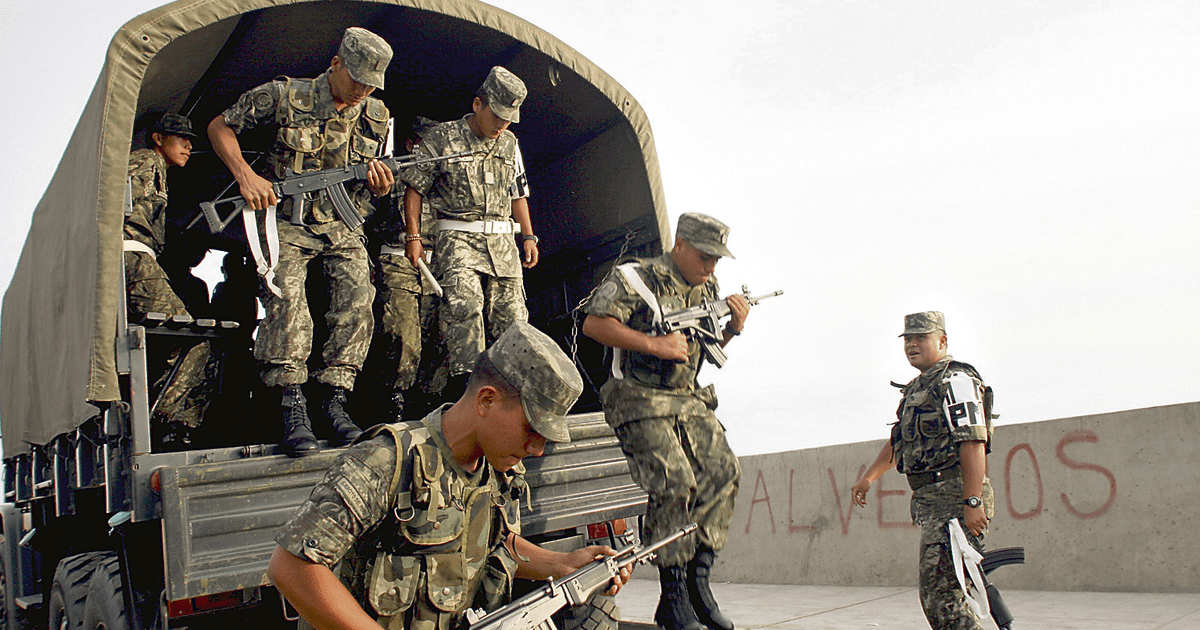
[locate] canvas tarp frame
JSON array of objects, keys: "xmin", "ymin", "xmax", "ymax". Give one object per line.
[{"xmin": 1, "ymin": 0, "xmax": 668, "ymax": 456}]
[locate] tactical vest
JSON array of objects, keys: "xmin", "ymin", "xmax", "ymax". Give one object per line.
[
  {"xmin": 269, "ymin": 75, "xmax": 390, "ymax": 223},
  {"xmin": 354, "ymin": 421, "xmax": 525, "ymax": 630},
  {"xmin": 890, "ymin": 360, "xmax": 992, "ymax": 475},
  {"xmin": 612, "ymin": 256, "xmax": 715, "ymax": 390}
]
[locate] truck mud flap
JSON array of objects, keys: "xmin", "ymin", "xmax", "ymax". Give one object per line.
[{"xmin": 158, "ymin": 451, "xmax": 341, "ymax": 601}]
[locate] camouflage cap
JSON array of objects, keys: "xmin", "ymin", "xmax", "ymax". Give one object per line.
[
  {"xmin": 486, "ymin": 322, "xmax": 582, "ymax": 443},
  {"xmin": 338, "ymin": 27, "xmax": 392, "ymax": 89},
  {"xmin": 480, "ymin": 66, "xmax": 527, "ymax": 123},
  {"xmin": 152, "ymin": 113, "xmax": 197, "ymax": 139},
  {"xmin": 899, "ymin": 311, "xmax": 946, "ymax": 337},
  {"xmin": 676, "ymin": 212, "xmax": 734, "ymax": 259}
]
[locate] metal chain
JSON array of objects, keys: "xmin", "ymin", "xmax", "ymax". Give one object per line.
[{"xmin": 569, "ymin": 231, "xmax": 636, "ymax": 364}]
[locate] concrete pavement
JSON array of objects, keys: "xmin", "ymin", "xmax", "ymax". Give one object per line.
[{"xmin": 613, "ymin": 578, "xmax": 1200, "ymax": 629}]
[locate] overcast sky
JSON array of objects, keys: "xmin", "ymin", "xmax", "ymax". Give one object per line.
[{"xmin": 1, "ymin": 0, "xmax": 1197, "ymax": 456}]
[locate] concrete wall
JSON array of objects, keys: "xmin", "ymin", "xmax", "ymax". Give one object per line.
[{"xmin": 714, "ymin": 402, "xmax": 1200, "ymax": 593}]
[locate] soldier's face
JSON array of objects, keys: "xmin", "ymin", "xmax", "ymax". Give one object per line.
[
  {"xmin": 903, "ymin": 331, "xmax": 946, "ymax": 371},
  {"xmin": 470, "ymin": 99, "xmax": 512, "ymax": 139},
  {"xmin": 671, "ymin": 239, "xmax": 720, "ymax": 286},
  {"xmin": 480, "ymin": 392, "xmax": 546, "ymax": 470},
  {"xmin": 329, "ymin": 57, "xmax": 376, "ymax": 108},
  {"xmin": 155, "ymin": 133, "xmax": 192, "ymax": 168}
]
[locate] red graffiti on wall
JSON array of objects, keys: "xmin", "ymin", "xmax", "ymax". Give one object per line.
[
  {"xmin": 744, "ymin": 468, "xmax": 776, "ymax": 534},
  {"xmin": 1055, "ymin": 430, "xmax": 1117, "ymax": 519},
  {"xmin": 1004, "ymin": 443, "xmax": 1043, "ymax": 520}
]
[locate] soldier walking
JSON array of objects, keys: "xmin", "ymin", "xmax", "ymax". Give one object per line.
[{"xmin": 851, "ymin": 312, "xmax": 996, "ymax": 630}]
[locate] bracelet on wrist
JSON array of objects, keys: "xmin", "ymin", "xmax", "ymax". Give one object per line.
[
  {"xmin": 521, "ymin": 234, "xmax": 539, "ymax": 244},
  {"xmin": 724, "ymin": 323, "xmax": 742, "ymax": 336},
  {"xmin": 404, "ymin": 233, "xmax": 422, "ymax": 243}
]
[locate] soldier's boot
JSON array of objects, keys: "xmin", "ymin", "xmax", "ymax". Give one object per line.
[
  {"xmin": 687, "ymin": 547, "xmax": 734, "ymax": 630},
  {"xmin": 158, "ymin": 423, "xmax": 193, "ymax": 453},
  {"xmin": 655, "ymin": 566, "xmax": 703, "ymax": 630},
  {"xmin": 279, "ymin": 385, "xmax": 318, "ymax": 457},
  {"xmin": 323, "ymin": 386, "xmax": 363, "ymax": 446}
]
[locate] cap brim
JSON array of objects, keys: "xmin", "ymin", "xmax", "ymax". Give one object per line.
[
  {"xmin": 521, "ymin": 398, "xmax": 571, "ymax": 443},
  {"xmin": 693, "ymin": 241, "xmax": 734, "ymax": 259},
  {"xmin": 490, "ymin": 103, "xmax": 520, "ymax": 123}
]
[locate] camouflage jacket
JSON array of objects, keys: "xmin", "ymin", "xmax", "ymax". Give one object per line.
[
  {"xmin": 587, "ymin": 253, "xmax": 720, "ymax": 426},
  {"xmin": 890, "ymin": 355, "xmax": 993, "ymax": 475},
  {"xmin": 400, "ymin": 116, "xmax": 529, "ymax": 278},
  {"xmin": 276, "ymin": 406, "xmax": 525, "ymax": 629},
  {"xmin": 221, "ymin": 71, "xmax": 390, "ymax": 230},
  {"xmin": 123, "ymin": 148, "xmax": 170, "ymax": 253}
]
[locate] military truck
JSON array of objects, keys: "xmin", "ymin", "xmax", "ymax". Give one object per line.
[{"xmin": 0, "ymin": 1, "xmax": 672, "ymax": 628}]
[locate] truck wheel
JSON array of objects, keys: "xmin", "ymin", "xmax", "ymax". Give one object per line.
[
  {"xmin": 562, "ymin": 595, "xmax": 621, "ymax": 630},
  {"xmin": 80, "ymin": 554, "xmax": 128, "ymax": 630},
  {"xmin": 49, "ymin": 553, "xmax": 106, "ymax": 630}
]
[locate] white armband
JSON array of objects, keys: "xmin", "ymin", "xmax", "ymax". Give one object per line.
[{"xmin": 943, "ymin": 371, "xmax": 985, "ymax": 430}]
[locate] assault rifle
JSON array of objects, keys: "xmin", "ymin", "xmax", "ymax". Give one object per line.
[
  {"xmin": 465, "ymin": 523, "xmax": 698, "ymax": 630},
  {"xmin": 660, "ymin": 286, "xmax": 782, "ymax": 368},
  {"xmin": 192, "ymin": 150, "xmax": 472, "ymax": 233}
]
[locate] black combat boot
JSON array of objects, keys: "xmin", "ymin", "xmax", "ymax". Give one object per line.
[
  {"xmin": 158, "ymin": 423, "xmax": 193, "ymax": 453},
  {"xmin": 323, "ymin": 386, "xmax": 362, "ymax": 446},
  {"xmin": 655, "ymin": 566, "xmax": 703, "ymax": 630},
  {"xmin": 280, "ymin": 384, "xmax": 318, "ymax": 457},
  {"xmin": 687, "ymin": 547, "xmax": 734, "ymax": 630}
]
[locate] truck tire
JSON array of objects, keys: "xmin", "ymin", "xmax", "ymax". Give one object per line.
[
  {"xmin": 49, "ymin": 553, "xmax": 106, "ymax": 630},
  {"xmin": 562, "ymin": 595, "xmax": 620, "ymax": 630},
  {"xmin": 80, "ymin": 554, "xmax": 128, "ymax": 630}
]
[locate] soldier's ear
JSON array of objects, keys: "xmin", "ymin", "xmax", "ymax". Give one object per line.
[{"xmin": 151, "ymin": 132, "xmax": 164, "ymax": 148}]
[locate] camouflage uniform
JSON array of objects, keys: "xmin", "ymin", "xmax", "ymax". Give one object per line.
[
  {"xmin": 892, "ymin": 352, "xmax": 995, "ymax": 630},
  {"xmin": 276, "ymin": 407, "xmax": 525, "ymax": 630},
  {"xmin": 221, "ymin": 69, "xmax": 388, "ymax": 389},
  {"xmin": 124, "ymin": 145, "xmax": 216, "ymax": 429},
  {"xmin": 401, "ymin": 87, "xmax": 532, "ymax": 378},
  {"xmin": 585, "ymin": 252, "xmax": 741, "ymax": 567}
]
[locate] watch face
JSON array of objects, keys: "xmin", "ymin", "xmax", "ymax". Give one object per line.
[{"xmin": 965, "ymin": 496, "xmax": 982, "ymax": 508}]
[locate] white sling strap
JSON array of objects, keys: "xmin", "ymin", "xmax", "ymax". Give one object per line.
[
  {"xmin": 121, "ymin": 240, "xmax": 157, "ymax": 259},
  {"xmin": 610, "ymin": 263, "xmax": 662, "ymax": 380},
  {"xmin": 948, "ymin": 518, "xmax": 990, "ymax": 621},
  {"xmin": 243, "ymin": 205, "xmax": 282, "ymax": 297}
]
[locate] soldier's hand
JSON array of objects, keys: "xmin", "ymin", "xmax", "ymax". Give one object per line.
[
  {"xmin": 238, "ymin": 172, "xmax": 278, "ymax": 212},
  {"xmin": 522, "ymin": 238, "xmax": 539, "ymax": 268},
  {"xmin": 365, "ymin": 158, "xmax": 395, "ymax": 197},
  {"xmin": 405, "ymin": 239, "xmax": 425, "ymax": 269},
  {"xmin": 963, "ymin": 506, "xmax": 988, "ymax": 536},
  {"xmin": 561, "ymin": 546, "xmax": 629, "ymax": 596},
  {"xmin": 850, "ymin": 478, "xmax": 871, "ymax": 507},
  {"xmin": 725, "ymin": 293, "xmax": 750, "ymax": 335},
  {"xmin": 649, "ymin": 332, "xmax": 690, "ymax": 362}
]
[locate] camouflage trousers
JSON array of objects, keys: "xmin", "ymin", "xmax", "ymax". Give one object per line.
[
  {"xmin": 255, "ymin": 222, "xmax": 374, "ymax": 390},
  {"xmin": 614, "ymin": 410, "xmax": 741, "ymax": 567},
  {"xmin": 912, "ymin": 476, "xmax": 995, "ymax": 630},
  {"xmin": 439, "ymin": 267, "xmax": 527, "ymax": 377},
  {"xmin": 124, "ymin": 251, "xmax": 217, "ymax": 428},
  {"xmin": 369, "ymin": 253, "xmax": 424, "ymax": 392}
]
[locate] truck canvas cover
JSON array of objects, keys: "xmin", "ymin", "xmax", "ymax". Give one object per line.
[{"xmin": 1, "ymin": 0, "xmax": 669, "ymax": 456}]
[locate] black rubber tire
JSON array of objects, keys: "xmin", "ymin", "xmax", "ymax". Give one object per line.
[
  {"xmin": 80, "ymin": 554, "xmax": 128, "ymax": 630},
  {"xmin": 562, "ymin": 595, "xmax": 621, "ymax": 630},
  {"xmin": 49, "ymin": 553, "xmax": 107, "ymax": 630}
]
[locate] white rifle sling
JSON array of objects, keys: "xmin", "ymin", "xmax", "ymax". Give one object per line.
[
  {"xmin": 243, "ymin": 205, "xmax": 282, "ymax": 297},
  {"xmin": 121, "ymin": 240, "xmax": 157, "ymax": 259},
  {"xmin": 611, "ymin": 263, "xmax": 663, "ymax": 380},
  {"xmin": 947, "ymin": 518, "xmax": 990, "ymax": 620}
]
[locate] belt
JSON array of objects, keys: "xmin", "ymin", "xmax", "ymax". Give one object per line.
[
  {"xmin": 122, "ymin": 240, "xmax": 157, "ymax": 259},
  {"xmin": 436, "ymin": 219, "xmax": 516, "ymax": 234},
  {"xmin": 906, "ymin": 464, "xmax": 961, "ymax": 491}
]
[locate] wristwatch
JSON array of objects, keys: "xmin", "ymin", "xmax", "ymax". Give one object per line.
[
  {"xmin": 521, "ymin": 234, "xmax": 539, "ymax": 244},
  {"xmin": 964, "ymin": 496, "xmax": 982, "ymax": 509}
]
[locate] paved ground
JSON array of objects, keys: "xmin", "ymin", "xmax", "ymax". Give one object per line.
[{"xmin": 614, "ymin": 578, "xmax": 1200, "ymax": 629}]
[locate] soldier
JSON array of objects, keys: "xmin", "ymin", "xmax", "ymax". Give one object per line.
[
  {"xmin": 582, "ymin": 213, "xmax": 749, "ymax": 630},
  {"xmin": 363, "ymin": 118, "xmax": 442, "ymax": 420},
  {"xmin": 399, "ymin": 66, "xmax": 538, "ymax": 401},
  {"xmin": 850, "ymin": 312, "xmax": 995, "ymax": 630},
  {"xmin": 124, "ymin": 112, "xmax": 218, "ymax": 450},
  {"xmin": 267, "ymin": 322, "xmax": 631, "ymax": 630},
  {"xmin": 207, "ymin": 27, "xmax": 396, "ymax": 455}
]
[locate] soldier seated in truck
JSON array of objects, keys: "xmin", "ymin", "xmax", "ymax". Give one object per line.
[{"xmin": 123, "ymin": 112, "xmax": 221, "ymax": 451}]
